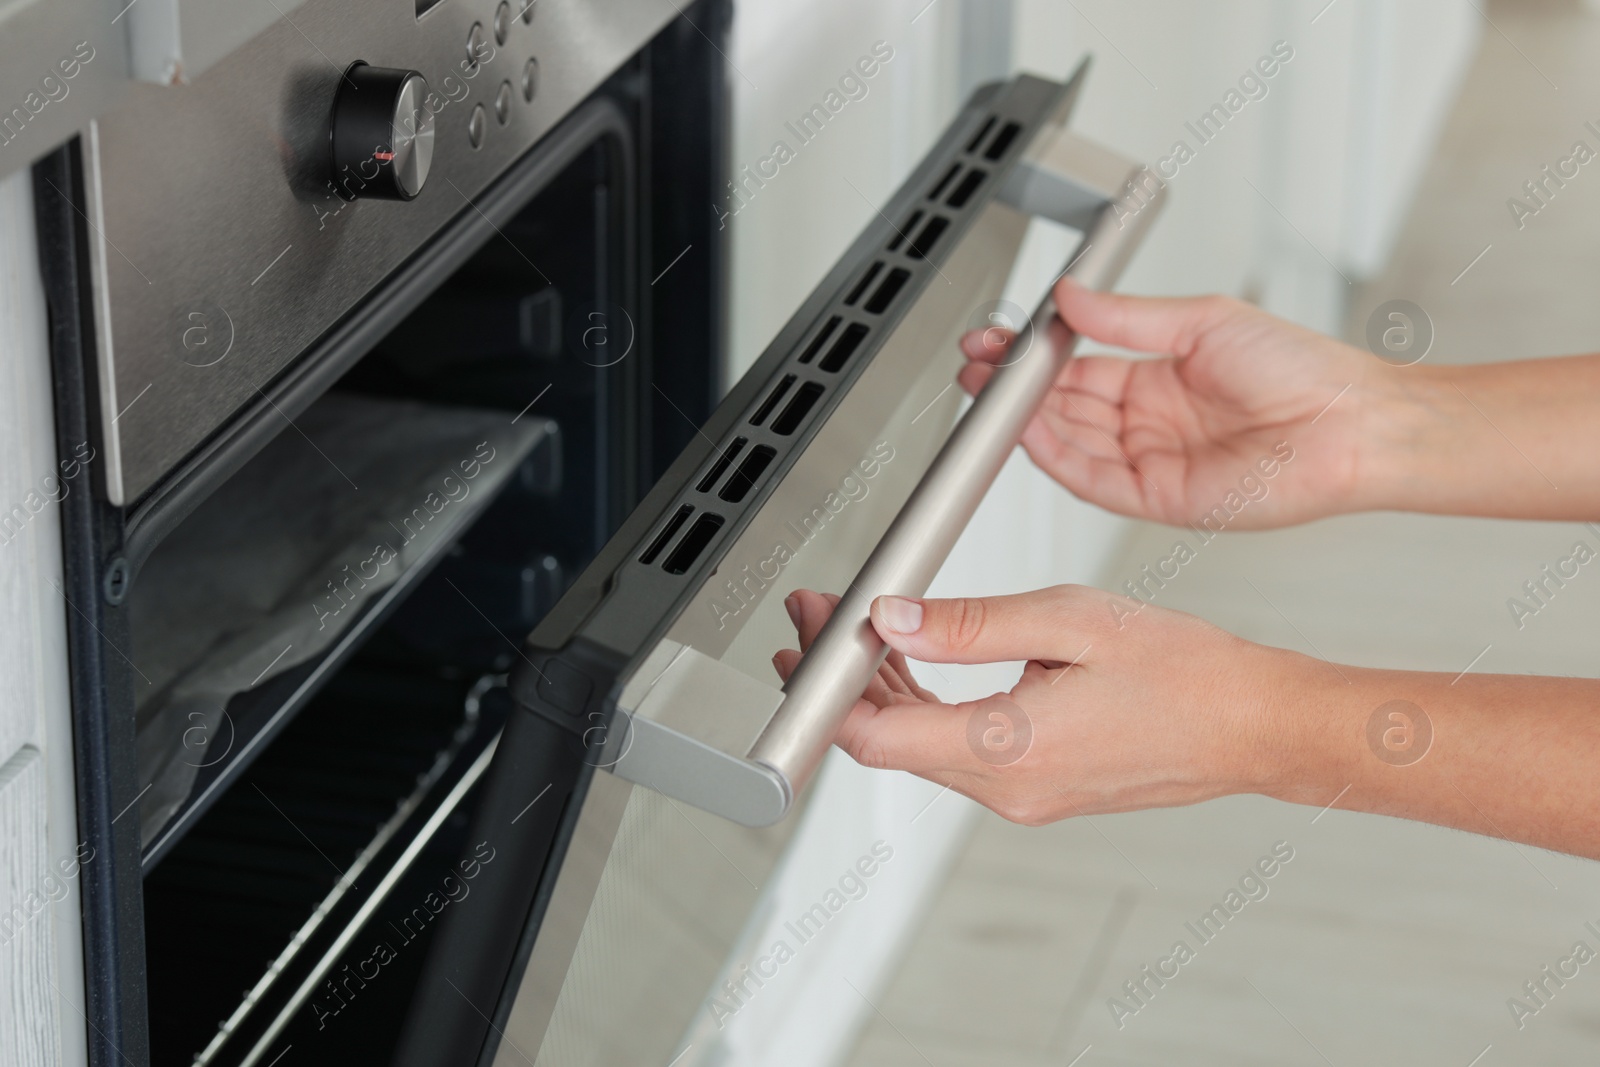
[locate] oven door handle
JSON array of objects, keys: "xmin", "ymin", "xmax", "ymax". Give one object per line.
[
  {"xmin": 608, "ymin": 126, "xmax": 1165, "ymax": 827},
  {"xmin": 748, "ymin": 150, "xmax": 1163, "ymax": 818}
]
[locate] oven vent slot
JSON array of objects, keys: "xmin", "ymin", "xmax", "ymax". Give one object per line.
[
  {"xmin": 863, "ymin": 269, "xmax": 911, "ymax": 315},
  {"xmin": 751, "ymin": 374, "xmax": 796, "ymax": 425},
  {"xmin": 818, "ymin": 324, "xmax": 870, "ymax": 373},
  {"xmin": 696, "ymin": 437, "xmax": 747, "ymax": 494},
  {"xmin": 982, "ymin": 120, "xmax": 1023, "ymax": 161},
  {"xmin": 888, "ymin": 210, "xmax": 924, "ymax": 252},
  {"xmin": 843, "ymin": 262, "xmax": 884, "ymax": 307},
  {"xmin": 645, "ymin": 103, "xmax": 1021, "ymax": 585},
  {"xmin": 966, "ymin": 115, "xmax": 997, "ymax": 154},
  {"xmin": 719, "ymin": 445, "xmax": 777, "ymax": 503},
  {"xmin": 640, "ymin": 505, "xmax": 694, "ymax": 565},
  {"xmin": 797, "ymin": 319, "xmax": 840, "ymax": 365},
  {"xmin": 928, "ymin": 163, "xmax": 961, "ymax": 202},
  {"xmin": 771, "ymin": 381, "xmax": 826, "ymax": 435},
  {"xmin": 663, "ymin": 513, "xmax": 725, "ymax": 574},
  {"xmin": 906, "ymin": 216, "xmax": 949, "ymax": 261},
  {"xmin": 946, "ymin": 169, "xmax": 986, "ymax": 208}
]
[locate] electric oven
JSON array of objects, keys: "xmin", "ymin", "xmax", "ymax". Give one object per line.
[{"xmin": 31, "ymin": 2, "xmax": 1161, "ymax": 1063}]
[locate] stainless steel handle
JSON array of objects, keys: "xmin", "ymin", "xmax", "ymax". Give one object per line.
[{"xmin": 745, "ymin": 129, "xmax": 1166, "ymax": 814}]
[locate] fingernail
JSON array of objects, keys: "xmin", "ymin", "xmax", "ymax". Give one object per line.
[
  {"xmin": 784, "ymin": 595, "xmax": 801, "ymax": 628},
  {"xmin": 876, "ymin": 596, "xmax": 923, "ymax": 634}
]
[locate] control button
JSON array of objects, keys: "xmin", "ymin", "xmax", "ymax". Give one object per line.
[
  {"xmin": 495, "ymin": 80, "xmax": 512, "ymax": 125},
  {"xmin": 328, "ymin": 62, "xmax": 434, "ymax": 201},
  {"xmin": 494, "ymin": 1, "xmax": 511, "ymax": 45},
  {"xmin": 522, "ymin": 57, "xmax": 538, "ymax": 102},
  {"xmin": 468, "ymin": 103, "xmax": 486, "ymax": 148},
  {"xmin": 466, "ymin": 21, "xmax": 485, "ymax": 73},
  {"xmin": 520, "ymin": 0, "xmax": 535, "ymax": 24}
]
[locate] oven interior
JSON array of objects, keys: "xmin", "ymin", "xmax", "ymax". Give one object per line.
[{"xmin": 129, "ymin": 130, "xmax": 650, "ymax": 1067}]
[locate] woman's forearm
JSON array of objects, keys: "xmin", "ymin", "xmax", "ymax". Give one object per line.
[
  {"xmin": 1267, "ymin": 655, "xmax": 1600, "ymax": 860},
  {"xmin": 1364, "ymin": 355, "xmax": 1600, "ymax": 520}
]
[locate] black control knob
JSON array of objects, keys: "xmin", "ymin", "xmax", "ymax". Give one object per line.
[{"xmin": 328, "ymin": 62, "xmax": 434, "ymax": 201}]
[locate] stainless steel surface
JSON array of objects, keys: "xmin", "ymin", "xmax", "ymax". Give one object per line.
[
  {"xmin": 747, "ymin": 127, "xmax": 1165, "ymax": 802},
  {"xmin": 393, "ymin": 73, "xmax": 436, "ymax": 198},
  {"xmin": 0, "ymin": 3, "xmax": 126, "ymax": 182},
  {"xmin": 90, "ymin": 0, "xmax": 678, "ymax": 503},
  {"xmin": 126, "ymin": 0, "xmax": 308, "ymax": 85}
]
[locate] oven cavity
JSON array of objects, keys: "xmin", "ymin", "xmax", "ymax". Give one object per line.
[{"xmin": 133, "ymin": 125, "xmax": 643, "ymax": 1067}]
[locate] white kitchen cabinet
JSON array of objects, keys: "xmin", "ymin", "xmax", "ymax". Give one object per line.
[{"xmin": 0, "ymin": 164, "xmax": 88, "ymax": 1067}]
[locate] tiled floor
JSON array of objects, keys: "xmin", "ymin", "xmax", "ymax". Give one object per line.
[{"xmin": 843, "ymin": 3, "xmax": 1600, "ymax": 1065}]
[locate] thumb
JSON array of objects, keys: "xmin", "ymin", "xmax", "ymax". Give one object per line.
[{"xmin": 870, "ymin": 588, "xmax": 1088, "ymax": 665}]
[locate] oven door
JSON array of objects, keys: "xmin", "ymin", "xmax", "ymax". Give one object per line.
[{"xmin": 397, "ymin": 65, "xmax": 1164, "ymax": 1067}]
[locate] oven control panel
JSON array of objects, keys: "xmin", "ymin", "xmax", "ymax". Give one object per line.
[{"xmin": 87, "ymin": 0, "xmax": 680, "ymax": 507}]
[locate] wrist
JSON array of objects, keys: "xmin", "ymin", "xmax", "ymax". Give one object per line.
[
  {"xmin": 1348, "ymin": 360, "xmax": 1459, "ymax": 514},
  {"xmin": 1238, "ymin": 646, "xmax": 1367, "ymax": 805}
]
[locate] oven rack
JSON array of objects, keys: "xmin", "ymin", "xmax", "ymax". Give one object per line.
[
  {"xmin": 143, "ymin": 668, "xmax": 507, "ymax": 1067},
  {"xmin": 133, "ymin": 393, "xmax": 558, "ymax": 868}
]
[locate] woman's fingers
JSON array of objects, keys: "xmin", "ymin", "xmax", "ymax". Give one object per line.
[
  {"xmin": 783, "ymin": 589, "xmax": 910, "ymax": 706},
  {"xmin": 784, "ymin": 589, "xmax": 836, "ymax": 650},
  {"xmin": 833, "ymin": 697, "xmax": 972, "ymax": 775},
  {"xmin": 960, "ymin": 324, "xmax": 1014, "ymax": 363},
  {"xmin": 1059, "ymin": 354, "xmax": 1138, "ymax": 407},
  {"xmin": 1020, "ymin": 426, "xmax": 1162, "ymax": 519},
  {"xmin": 772, "ymin": 647, "xmax": 801, "ymax": 682},
  {"xmin": 956, "ymin": 359, "xmax": 995, "ymax": 398}
]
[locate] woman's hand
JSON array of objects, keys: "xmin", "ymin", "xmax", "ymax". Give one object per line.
[
  {"xmin": 775, "ymin": 586, "xmax": 1600, "ymax": 858},
  {"xmin": 960, "ymin": 279, "xmax": 1397, "ymax": 529},
  {"xmin": 773, "ymin": 586, "xmax": 1300, "ymax": 824}
]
